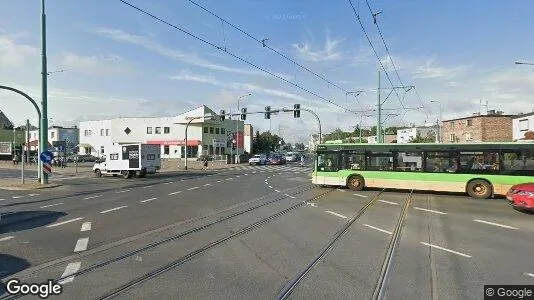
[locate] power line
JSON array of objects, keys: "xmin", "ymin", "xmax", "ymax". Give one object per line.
[
  {"xmin": 187, "ymin": 0, "xmax": 373, "ymax": 112},
  {"xmin": 117, "ymin": 0, "xmax": 360, "ymax": 115},
  {"xmin": 347, "ymin": 0, "xmax": 405, "ymax": 110}
]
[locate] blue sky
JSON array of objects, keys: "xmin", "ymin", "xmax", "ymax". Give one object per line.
[{"xmin": 1, "ymin": 0, "xmax": 534, "ymax": 143}]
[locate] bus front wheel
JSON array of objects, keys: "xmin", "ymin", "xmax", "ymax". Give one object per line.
[
  {"xmin": 467, "ymin": 180, "xmax": 492, "ymax": 199},
  {"xmin": 347, "ymin": 175, "xmax": 365, "ymax": 191}
]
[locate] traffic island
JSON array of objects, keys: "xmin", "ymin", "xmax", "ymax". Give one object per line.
[{"xmin": 0, "ymin": 179, "xmax": 61, "ymax": 191}]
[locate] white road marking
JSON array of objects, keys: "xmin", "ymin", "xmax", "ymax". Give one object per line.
[
  {"xmin": 353, "ymin": 193, "xmax": 367, "ymax": 198},
  {"xmin": 216, "ymin": 180, "xmax": 222, "ymax": 183},
  {"xmin": 325, "ymin": 211, "xmax": 348, "ymax": 219},
  {"xmin": 336, "ymin": 189, "xmax": 346, "ymax": 192},
  {"xmin": 187, "ymin": 187, "xmax": 199, "ymax": 190},
  {"xmin": 285, "ymin": 194, "xmax": 296, "ymax": 199},
  {"xmin": 307, "ymin": 203, "xmax": 317, "ymax": 207},
  {"xmin": 274, "ymin": 189, "xmax": 280, "ymax": 192},
  {"xmin": 46, "ymin": 217, "xmax": 84, "ymax": 228},
  {"xmin": 141, "ymin": 197, "xmax": 157, "ymax": 203},
  {"xmin": 252, "ymin": 171, "xmax": 257, "ymax": 173},
  {"xmin": 420, "ymin": 242, "xmax": 471, "ymax": 258},
  {"xmin": 100, "ymin": 206, "xmax": 127, "ymax": 214},
  {"xmin": 143, "ymin": 185, "xmax": 154, "ymax": 189},
  {"xmin": 235, "ymin": 175, "xmax": 241, "ymax": 178},
  {"xmin": 268, "ymin": 185, "xmax": 273, "ymax": 188},
  {"xmin": 116, "ymin": 189, "xmax": 131, "ymax": 193},
  {"xmin": 524, "ymin": 272, "xmax": 534, "ymax": 278},
  {"xmin": 40, "ymin": 203, "xmax": 64, "ymax": 208},
  {"xmin": 379, "ymin": 200, "xmax": 399, "ymax": 205},
  {"xmin": 12, "ymin": 195, "xmax": 23, "ymax": 199},
  {"xmin": 473, "ymin": 219, "xmax": 518, "ymax": 230},
  {"xmin": 0, "ymin": 198, "xmax": 5, "ymax": 201},
  {"xmin": 58, "ymin": 262, "xmax": 81, "ymax": 284},
  {"xmin": 226, "ymin": 178, "xmax": 233, "ymax": 181},
  {"xmin": 74, "ymin": 238, "xmax": 89, "ymax": 252},
  {"xmin": 163, "ymin": 182, "xmax": 171, "ymax": 185},
  {"xmin": 204, "ymin": 183, "xmax": 211, "ymax": 186},
  {"xmin": 83, "ymin": 195, "xmax": 102, "ymax": 200},
  {"xmin": 244, "ymin": 173, "xmax": 248, "ymax": 176},
  {"xmin": 0, "ymin": 236, "xmax": 14, "ymax": 242},
  {"xmin": 363, "ymin": 224, "xmax": 393, "ymax": 235},
  {"xmin": 414, "ymin": 207, "xmax": 447, "ymax": 215},
  {"xmin": 28, "ymin": 193, "xmax": 40, "ymax": 197},
  {"xmin": 80, "ymin": 222, "xmax": 92, "ymax": 232},
  {"xmin": 168, "ymin": 191, "xmax": 182, "ymax": 195}
]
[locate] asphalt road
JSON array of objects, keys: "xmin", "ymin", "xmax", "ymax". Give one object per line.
[{"xmin": 0, "ymin": 163, "xmax": 533, "ymax": 299}]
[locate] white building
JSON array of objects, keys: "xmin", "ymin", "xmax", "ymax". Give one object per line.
[
  {"xmin": 308, "ymin": 134, "xmax": 320, "ymax": 151},
  {"xmin": 28, "ymin": 126, "xmax": 79, "ymax": 153},
  {"xmin": 513, "ymin": 112, "xmax": 534, "ymax": 141},
  {"xmin": 396, "ymin": 126, "xmax": 437, "ymax": 143},
  {"xmin": 78, "ymin": 105, "xmax": 248, "ymax": 159},
  {"xmin": 367, "ymin": 134, "xmax": 397, "ymax": 144}
]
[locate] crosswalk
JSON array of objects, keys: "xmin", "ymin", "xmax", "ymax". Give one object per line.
[{"xmin": 228, "ymin": 164, "xmax": 313, "ymax": 173}]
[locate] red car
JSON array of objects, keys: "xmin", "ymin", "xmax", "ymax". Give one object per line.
[{"xmin": 507, "ymin": 183, "xmax": 534, "ymax": 212}]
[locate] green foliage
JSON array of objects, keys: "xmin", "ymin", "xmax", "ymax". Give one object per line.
[
  {"xmin": 294, "ymin": 142, "xmax": 305, "ymax": 150},
  {"xmin": 0, "ymin": 129, "xmax": 26, "ymax": 143},
  {"xmin": 252, "ymin": 131, "xmax": 285, "ymax": 153},
  {"xmin": 408, "ymin": 134, "xmax": 435, "ymax": 143}
]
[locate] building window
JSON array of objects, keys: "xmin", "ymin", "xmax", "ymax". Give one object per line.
[
  {"xmin": 519, "ymin": 119, "xmax": 529, "ymax": 132},
  {"xmin": 155, "ymin": 127, "xmax": 162, "ymax": 134},
  {"xmin": 84, "ymin": 130, "xmax": 92, "ymax": 136},
  {"xmin": 449, "ymin": 133, "xmax": 456, "ymax": 142},
  {"xmin": 450, "ymin": 122, "xmax": 455, "ymax": 129},
  {"xmin": 100, "ymin": 146, "xmax": 105, "ymax": 154},
  {"xmin": 147, "ymin": 154, "xmax": 156, "ymax": 160},
  {"xmin": 147, "ymin": 127, "xmax": 152, "ymax": 134},
  {"xmin": 209, "ymin": 127, "xmax": 214, "ymax": 134},
  {"xmin": 164, "ymin": 145, "xmax": 170, "ymax": 155},
  {"xmin": 51, "ymin": 132, "xmax": 55, "ymax": 138},
  {"xmin": 465, "ymin": 132, "xmax": 472, "ymax": 141},
  {"xmin": 164, "ymin": 127, "xmax": 170, "ymax": 134},
  {"xmin": 100, "ymin": 129, "xmax": 104, "ymax": 136},
  {"xmin": 215, "ymin": 128, "xmax": 220, "ymax": 134},
  {"xmin": 110, "ymin": 153, "xmax": 119, "ymax": 160},
  {"xmin": 221, "ymin": 128, "xmax": 225, "ymax": 134},
  {"xmin": 203, "ymin": 127, "xmax": 208, "ymax": 133},
  {"xmin": 466, "ymin": 119, "xmax": 472, "ymax": 126},
  {"xmin": 106, "ymin": 129, "xmax": 110, "ymax": 136}
]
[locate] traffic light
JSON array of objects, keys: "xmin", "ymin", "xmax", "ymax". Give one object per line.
[
  {"xmin": 294, "ymin": 104, "xmax": 300, "ymax": 118},
  {"xmin": 220, "ymin": 110, "xmax": 225, "ymax": 122},
  {"xmin": 265, "ymin": 106, "xmax": 271, "ymax": 119},
  {"xmin": 240, "ymin": 108, "xmax": 247, "ymax": 120}
]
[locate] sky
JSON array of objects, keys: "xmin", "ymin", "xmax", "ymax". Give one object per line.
[{"xmin": 1, "ymin": 0, "xmax": 534, "ymax": 143}]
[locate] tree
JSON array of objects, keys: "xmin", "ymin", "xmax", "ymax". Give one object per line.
[
  {"xmin": 294, "ymin": 142, "xmax": 305, "ymax": 150},
  {"xmin": 409, "ymin": 134, "xmax": 435, "ymax": 143},
  {"xmin": 252, "ymin": 131, "xmax": 284, "ymax": 153}
]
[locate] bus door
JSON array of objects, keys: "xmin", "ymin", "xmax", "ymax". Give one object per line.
[{"xmin": 316, "ymin": 151, "xmax": 341, "ymax": 185}]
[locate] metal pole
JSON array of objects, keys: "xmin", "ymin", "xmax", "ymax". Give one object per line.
[
  {"xmin": 359, "ymin": 116, "xmax": 363, "ymax": 143},
  {"xmin": 236, "ymin": 101, "xmax": 239, "ymax": 164},
  {"xmin": 22, "ymin": 119, "xmax": 29, "ymax": 184},
  {"xmin": 26, "ymin": 120, "xmax": 30, "ymax": 164},
  {"xmin": 40, "ymin": 0, "xmax": 49, "ymax": 184},
  {"xmin": 377, "ymin": 70, "xmax": 382, "ymax": 143}
]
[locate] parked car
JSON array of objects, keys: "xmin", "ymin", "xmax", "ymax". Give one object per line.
[
  {"xmin": 506, "ymin": 183, "xmax": 534, "ymax": 212},
  {"xmin": 268, "ymin": 155, "xmax": 286, "ymax": 165},
  {"xmin": 249, "ymin": 154, "xmax": 268, "ymax": 165}
]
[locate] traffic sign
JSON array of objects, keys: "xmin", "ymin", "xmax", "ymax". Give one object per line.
[
  {"xmin": 40, "ymin": 151, "xmax": 54, "ymax": 163},
  {"xmin": 43, "ymin": 162, "xmax": 52, "ymax": 174}
]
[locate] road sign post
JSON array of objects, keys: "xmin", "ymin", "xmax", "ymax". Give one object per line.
[{"xmin": 40, "ymin": 150, "xmax": 54, "ymax": 177}]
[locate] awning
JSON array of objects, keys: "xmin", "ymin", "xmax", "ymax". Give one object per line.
[
  {"xmin": 27, "ymin": 140, "xmax": 53, "ymax": 147},
  {"xmin": 77, "ymin": 143, "xmax": 93, "ymax": 148}
]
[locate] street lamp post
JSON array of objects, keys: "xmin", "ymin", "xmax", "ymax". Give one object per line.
[
  {"xmin": 430, "ymin": 100, "xmax": 442, "ymax": 143},
  {"xmin": 236, "ymin": 93, "xmax": 251, "ymax": 164},
  {"xmin": 40, "ymin": 0, "xmax": 49, "ymax": 184}
]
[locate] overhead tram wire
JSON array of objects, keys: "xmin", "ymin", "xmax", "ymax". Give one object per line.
[
  {"xmin": 347, "ymin": 0, "xmax": 406, "ymax": 110},
  {"xmin": 186, "ymin": 0, "xmax": 373, "ymax": 112},
  {"xmin": 117, "ymin": 0, "xmax": 364, "ymax": 115},
  {"xmin": 364, "ymin": 0, "xmax": 429, "ymax": 118}
]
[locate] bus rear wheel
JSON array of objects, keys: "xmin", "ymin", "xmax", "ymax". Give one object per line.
[
  {"xmin": 467, "ymin": 180, "xmax": 492, "ymax": 199},
  {"xmin": 347, "ymin": 175, "xmax": 365, "ymax": 191}
]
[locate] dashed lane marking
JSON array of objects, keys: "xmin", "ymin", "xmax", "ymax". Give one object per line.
[
  {"xmin": 74, "ymin": 238, "xmax": 89, "ymax": 252},
  {"xmin": 473, "ymin": 219, "xmax": 518, "ymax": 230},
  {"xmin": 116, "ymin": 189, "xmax": 131, "ymax": 193},
  {"xmin": 12, "ymin": 195, "xmax": 23, "ymax": 199},
  {"xmin": 168, "ymin": 191, "xmax": 182, "ymax": 195},
  {"xmin": 0, "ymin": 236, "xmax": 14, "ymax": 242},
  {"xmin": 274, "ymin": 189, "xmax": 280, "ymax": 192},
  {"xmin": 141, "ymin": 197, "xmax": 158, "ymax": 203},
  {"xmin": 40, "ymin": 203, "xmax": 64, "ymax": 208},
  {"xmin": 100, "ymin": 206, "xmax": 128, "ymax": 214},
  {"xmin": 336, "ymin": 189, "xmax": 346, "ymax": 192},
  {"xmin": 353, "ymin": 193, "xmax": 367, "ymax": 198},
  {"xmin": 58, "ymin": 262, "xmax": 81, "ymax": 284},
  {"xmin": 143, "ymin": 185, "xmax": 154, "ymax": 189},
  {"xmin": 379, "ymin": 200, "xmax": 399, "ymax": 205},
  {"xmin": 414, "ymin": 207, "xmax": 447, "ymax": 215},
  {"xmin": 226, "ymin": 178, "xmax": 233, "ymax": 181},
  {"xmin": 268, "ymin": 185, "xmax": 273, "ymax": 188},
  {"xmin": 363, "ymin": 224, "xmax": 392, "ymax": 235},
  {"xmin": 325, "ymin": 210, "xmax": 348, "ymax": 219},
  {"xmin": 84, "ymin": 195, "xmax": 102, "ymax": 200},
  {"xmin": 187, "ymin": 187, "xmax": 199, "ymax": 190},
  {"xmin": 420, "ymin": 242, "xmax": 471, "ymax": 258},
  {"xmin": 28, "ymin": 193, "xmax": 40, "ymax": 197},
  {"xmin": 235, "ymin": 175, "xmax": 241, "ymax": 178},
  {"xmin": 285, "ymin": 194, "xmax": 296, "ymax": 199},
  {"xmin": 163, "ymin": 182, "xmax": 172, "ymax": 185},
  {"xmin": 80, "ymin": 222, "xmax": 92, "ymax": 232},
  {"xmin": 216, "ymin": 180, "xmax": 222, "ymax": 183},
  {"xmin": 204, "ymin": 183, "xmax": 211, "ymax": 186},
  {"xmin": 46, "ymin": 217, "xmax": 84, "ymax": 228},
  {"xmin": 0, "ymin": 198, "xmax": 5, "ymax": 201}
]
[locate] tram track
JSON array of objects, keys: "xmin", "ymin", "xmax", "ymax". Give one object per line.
[
  {"xmin": 0, "ymin": 183, "xmax": 319, "ymax": 300},
  {"xmin": 276, "ymin": 188, "xmax": 413, "ymax": 300}
]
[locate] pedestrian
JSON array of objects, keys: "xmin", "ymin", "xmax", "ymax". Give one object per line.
[
  {"xmin": 203, "ymin": 156, "xmax": 208, "ymax": 170},
  {"xmin": 300, "ymin": 155, "xmax": 305, "ymax": 167},
  {"xmin": 12, "ymin": 153, "xmax": 18, "ymax": 165}
]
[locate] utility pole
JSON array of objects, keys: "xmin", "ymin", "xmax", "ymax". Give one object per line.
[
  {"xmin": 40, "ymin": 0, "xmax": 49, "ymax": 184},
  {"xmin": 377, "ymin": 70, "xmax": 382, "ymax": 143}
]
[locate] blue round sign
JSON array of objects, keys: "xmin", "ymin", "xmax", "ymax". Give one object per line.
[{"xmin": 40, "ymin": 151, "xmax": 54, "ymax": 163}]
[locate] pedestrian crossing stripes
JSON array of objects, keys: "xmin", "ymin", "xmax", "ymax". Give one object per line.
[{"xmin": 228, "ymin": 165, "xmax": 313, "ymax": 173}]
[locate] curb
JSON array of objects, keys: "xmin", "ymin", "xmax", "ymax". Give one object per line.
[{"xmin": 0, "ymin": 183, "xmax": 62, "ymax": 191}]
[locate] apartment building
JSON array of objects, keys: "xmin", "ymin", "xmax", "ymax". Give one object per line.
[{"xmin": 441, "ymin": 110, "xmax": 514, "ymax": 143}]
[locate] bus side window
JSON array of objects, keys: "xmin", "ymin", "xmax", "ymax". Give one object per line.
[{"xmin": 317, "ymin": 153, "xmax": 340, "ymax": 172}]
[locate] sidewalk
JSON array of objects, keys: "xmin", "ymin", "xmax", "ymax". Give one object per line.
[
  {"xmin": 0, "ymin": 179, "xmax": 61, "ymax": 190},
  {"xmin": 0, "ymin": 161, "xmax": 93, "ymax": 175}
]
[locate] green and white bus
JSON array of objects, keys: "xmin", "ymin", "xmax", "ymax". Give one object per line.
[{"xmin": 313, "ymin": 142, "xmax": 534, "ymax": 198}]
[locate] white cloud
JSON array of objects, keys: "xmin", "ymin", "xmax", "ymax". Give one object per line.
[
  {"xmin": 88, "ymin": 27, "xmax": 292, "ymax": 80},
  {"xmin": 58, "ymin": 52, "xmax": 134, "ymax": 75},
  {"xmin": 0, "ymin": 35, "xmax": 38, "ymax": 67},
  {"xmin": 293, "ymin": 30, "xmax": 345, "ymax": 62}
]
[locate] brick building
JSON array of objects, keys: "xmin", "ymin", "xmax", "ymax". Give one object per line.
[{"xmin": 441, "ymin": 110, "xmax": 514, "ymax": 143}]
